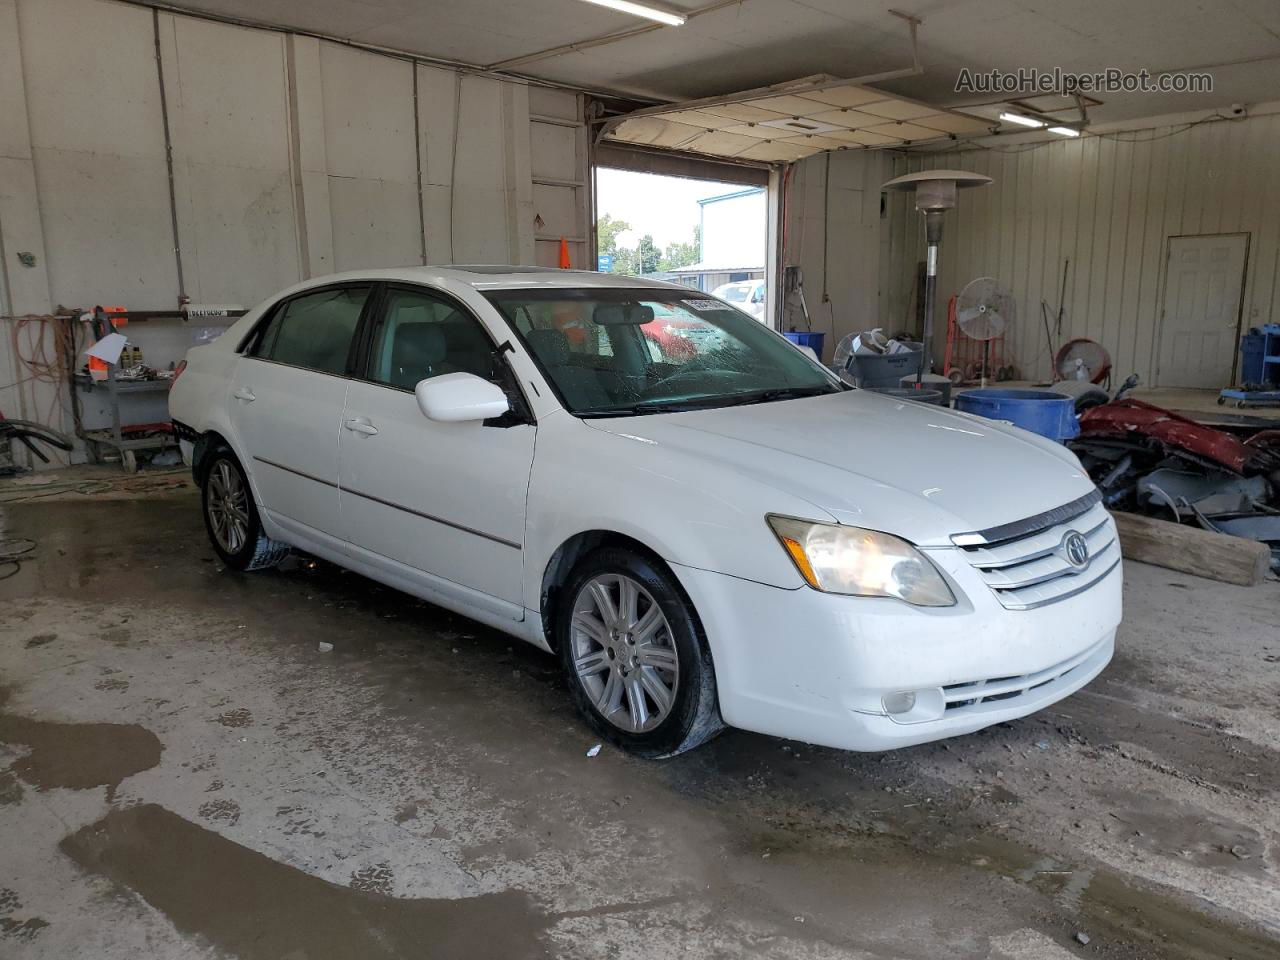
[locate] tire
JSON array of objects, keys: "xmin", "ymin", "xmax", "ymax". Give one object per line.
[
  {"xmin": 199, "ymin": 448, "xmax": 290, "ymax": 572},
  {"xmin": 556, "ymin": 546, "xmax": 722, "ymax": 758}
]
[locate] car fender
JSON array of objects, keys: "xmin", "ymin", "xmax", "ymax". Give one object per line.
[{"xmin": 523, "ymin": 410, "xmax": 831, "ymax": 616}]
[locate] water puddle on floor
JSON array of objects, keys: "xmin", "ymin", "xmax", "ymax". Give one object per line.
[
  {"xmin": 0, "ymin": 687, "xmax": 162, "ymax": 796},
  {"xmin": 950, "ymin": 834, "xmax": 1280, "ymax": 960},
  {"xmin": 60, "ymin": 804, "xmax": 551, "ymax": 960}
]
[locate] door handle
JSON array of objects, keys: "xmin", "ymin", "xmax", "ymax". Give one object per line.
[
  {"xmin": 344, "ymin": 418, "xmax": 379, "ymax": 436},
  {"xmin": 232, "ymin": 387, "xmax": 256, "ymax": 402}
]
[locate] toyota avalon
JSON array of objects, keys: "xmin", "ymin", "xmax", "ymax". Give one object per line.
[{"xmin": 169, "ymin": 266, "xmax": 1121, "ymax": 757}]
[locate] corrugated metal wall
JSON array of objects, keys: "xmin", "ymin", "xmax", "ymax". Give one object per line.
[
  {"xmin": 884, "ymin": 110, "xmax": 1280, "ymax": 384},
  {"xmin": 782, "ymin": 149, "xmax": 893, "ymax": 359}
]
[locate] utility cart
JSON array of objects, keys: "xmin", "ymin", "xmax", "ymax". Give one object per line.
[
  {"xmin": 1219, "ymin": 324, "xmax": 1280, "ymax": 409},
  {"xmin": 74, "ymin": 369, "xmax": 176, "ymax": 473}
]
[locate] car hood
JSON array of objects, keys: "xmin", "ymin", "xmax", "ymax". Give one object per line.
[{"xmin": 585, "ymin": 390, "xmax": 1094, "ymax": 547}]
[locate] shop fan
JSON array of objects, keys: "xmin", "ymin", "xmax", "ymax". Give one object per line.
[
  {"xmin": 1053, "ymin": 337, "xmax": 1112, "ymax": 385},
  {"xmin": 956, "ymin": 277, "xmax": 1015, "ymax": 386}
]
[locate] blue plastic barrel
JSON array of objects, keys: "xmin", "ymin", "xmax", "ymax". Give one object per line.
[
  {"xmin": 953, "ymin": 388, "xmax": 1080, "ymax": 441},
  {"xmin": 784, "ymin": 331, "xmax": 825, "ymax": 357}
]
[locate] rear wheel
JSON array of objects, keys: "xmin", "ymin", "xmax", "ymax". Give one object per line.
[
  {"xmin": 200, "ymin": 449, "xmax": 289, "ymax": 571},
  {"xmin": 557, "ymin": 547, "xmax": 722, "ymax": 758}
]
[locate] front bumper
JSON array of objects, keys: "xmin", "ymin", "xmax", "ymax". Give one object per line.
[{"xmin": 670, "ymin": 551, "xmax": 1122, "ymax": 752}]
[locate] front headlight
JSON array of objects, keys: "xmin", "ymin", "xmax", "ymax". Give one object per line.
[{"xmin": 767, "ymin": 515, "xmax": 955, "ymax": 607}]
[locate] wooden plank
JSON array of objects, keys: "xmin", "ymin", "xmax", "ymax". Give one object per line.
[{"xmin": 1110, "ymin": 510, "xmax": 1270, "ymax": 586}]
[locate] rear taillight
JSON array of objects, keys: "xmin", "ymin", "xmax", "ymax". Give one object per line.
[{"xmin": 171, "ymin": 359, "xmax": 187, "ymax": 386}]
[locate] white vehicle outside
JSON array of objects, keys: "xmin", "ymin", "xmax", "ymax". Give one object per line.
[
  {"xmin": 712, "ymin": 279, "xmax": 766, "ymax": 320},
  {"xmin": 170, "ymin": 266, "xmax": 1121, "ymax": 757}
]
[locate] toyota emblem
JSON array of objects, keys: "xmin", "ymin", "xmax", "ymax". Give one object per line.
[{"xmin": 1062, "ymin": 531, "xmax": 1089, "ymax": 569}]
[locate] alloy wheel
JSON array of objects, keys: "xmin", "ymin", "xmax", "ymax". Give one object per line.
[
  {"xmin": 206, "ymin": 460, "xmax": 250, "ymax": 555},
  {"xmin": 570, "ymin": 573, "xmax": 679, "ymax": 733}
]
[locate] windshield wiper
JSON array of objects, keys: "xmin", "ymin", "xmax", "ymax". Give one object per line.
[
  {"xmin": 712, "ymin": 385, "xmax": 841, "ymax": 407},
  {"xmin": 578, "ymin": 397, "xmax": 726, "ymax": 418},
  {"xmin": 577, "ymin": 386, "xmax": 840, "ymax": 418}
]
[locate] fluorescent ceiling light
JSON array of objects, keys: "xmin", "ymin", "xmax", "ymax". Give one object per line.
[
  {"xmin": 999, "ymin": 112, "xmax": 1043, "ymax": 128},
  {"xmin": 1048, "ymin": 125, "xmax": 1081, "ymax": 137},
  {"xmin": 579, "ymin": 0, "xmax": 687, "ymax": 26}
]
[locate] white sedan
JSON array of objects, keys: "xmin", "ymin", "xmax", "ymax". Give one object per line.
[
  {"xmin": 170, "ymin": 267, "xmax": 1121, "ymax": 757},
  {"xmin": 712, "ymin": 279, "xmax": 766, "ymax": 320}
]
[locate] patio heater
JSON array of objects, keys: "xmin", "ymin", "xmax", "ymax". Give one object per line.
[{"xmin": 882, "ymin": 170, "xmax": 992, "ymax": 383}]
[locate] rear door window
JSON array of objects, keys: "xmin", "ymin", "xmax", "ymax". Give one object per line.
[{"xmin": 254, "ymin": 285, "xmax": 371, "ymax": 376}]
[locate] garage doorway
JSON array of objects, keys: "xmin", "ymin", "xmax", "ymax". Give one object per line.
[
  {"xmin": 592, "ymin": 146, "xmax": 777, "ymax": 326},
  {"xmin": 1156, "ymin": 233, "xmax": 1249, "ymax": 388}
]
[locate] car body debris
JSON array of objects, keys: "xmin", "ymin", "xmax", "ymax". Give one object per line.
[{"xmin": 1070, "ymin": 394, "xmax": 1280, "ymax": 573}]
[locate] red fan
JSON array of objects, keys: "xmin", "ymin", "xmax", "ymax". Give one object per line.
[{"xmin": 1054, "ymin": 337, "xmax": 1111, "ymax": 385}]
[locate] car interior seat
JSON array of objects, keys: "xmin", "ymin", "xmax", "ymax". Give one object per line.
[
  {"xmin": 388, "ymin": 322, "xmax": 448, "ymax": 389},
  {"xmin": 525, "ymin": 328, "xmax": 612, "ymax": 409}
]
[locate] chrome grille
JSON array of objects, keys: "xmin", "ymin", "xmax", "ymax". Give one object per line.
[{"xmin": 955, "ymin": 497, "xmax": 1120, "ymax": 611}]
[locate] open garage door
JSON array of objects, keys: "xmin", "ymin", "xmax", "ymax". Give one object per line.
[
  {"xmin": 593, "ymin": 143, "xmax": 778, "ymax": 326},
  {"xmin": 595, "ymin": 74, "xmax": 988, "ymax": 332}
]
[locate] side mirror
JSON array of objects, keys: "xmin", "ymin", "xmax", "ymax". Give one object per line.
[{"xmin": 415, "ymin": 372, "xmax": 510, "ymax": 423}]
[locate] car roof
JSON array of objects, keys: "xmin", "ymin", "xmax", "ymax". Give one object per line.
[{"xmin": 283, "ymin": 265, "xmax": 689, "ymax": 293}]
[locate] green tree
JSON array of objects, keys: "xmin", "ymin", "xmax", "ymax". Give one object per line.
[
  {"xmin": 660, "ymin": 225, "xmax": 701, "ymax": 272},
  {"xmin": 596, "ymin": 213, "xmax": 631, "ymax": 262},
  {"xmin": 635, "ymin": 234, "xmax": 660, "ymax": 275},
  {"xmin": 600, "ymin": 217, "xmax": 701, "ymax": 276},
  {"xmin": 610, "ymin": 246, "xmax": 638, "ymax": 276}
]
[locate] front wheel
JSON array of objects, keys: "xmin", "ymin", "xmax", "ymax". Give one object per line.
[
  {"xmin": 557, "ymin": 547, "xmax": 722, "ymax": 758},
  {"xmin": 200, "ymin": 450, "xmax": 289, "ymax": 571}
]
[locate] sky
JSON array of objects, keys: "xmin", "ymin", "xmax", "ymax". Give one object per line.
[{"xmin": 595, "ymin": 168, "xmax": 749, "ymax": 251}]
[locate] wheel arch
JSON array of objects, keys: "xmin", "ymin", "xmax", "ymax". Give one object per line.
[
  {"xmin": 191, "ymin": 429, "xmax": 268, "ymax": 518},
  {"xmin": 191, "ymin": 429, "xmax": 234, "ymax": 485},
  {"xmin": 539, "ymin": 529, "xmax": 699, "ymax": 653}
]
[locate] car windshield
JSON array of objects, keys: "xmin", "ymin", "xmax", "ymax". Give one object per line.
[
  {"xmin": 719, "ymin": 286, "xmax": 749, "ymax": 302},
  {"xmin": 485, "ymin": 288, "xmax": 842, "ymax": 417}
]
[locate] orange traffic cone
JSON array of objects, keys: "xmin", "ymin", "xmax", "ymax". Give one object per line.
[{"xmin": 558, "ymin": 236, "xmax": 571, "ymax": 269}]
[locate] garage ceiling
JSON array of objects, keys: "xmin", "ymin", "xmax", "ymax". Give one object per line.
[{"xmin": 142, "ymin": 0, "xmax": 1280, "ymax": 126}]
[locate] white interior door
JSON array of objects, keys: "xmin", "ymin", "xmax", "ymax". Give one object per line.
[{"xmin": 1157, "ymin": 234, "xmax": 1248, "ymax": 388}]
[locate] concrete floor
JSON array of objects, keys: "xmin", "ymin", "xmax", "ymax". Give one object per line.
[
  {"xmin": 1, "ymin": 489, "xmax": 1277, "ymax": 960},
  {"xmin": 1125, "ymin": 386, "xmax": 1280, "ymax": 420}
]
